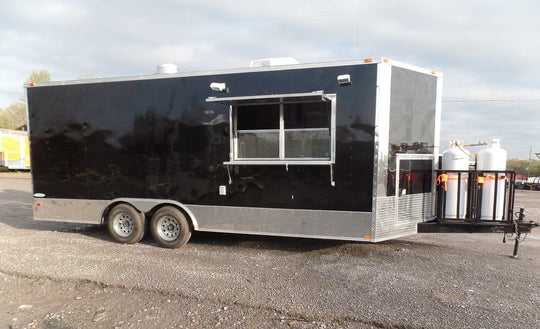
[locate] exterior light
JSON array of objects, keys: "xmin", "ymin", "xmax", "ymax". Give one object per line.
[
  {"xmin": 337, "ymin": 74, "xmax": 351, "ymax": 86},
  {"xmin": 210, "ymin": 82, "xmax": 228, "ymax": 93}
]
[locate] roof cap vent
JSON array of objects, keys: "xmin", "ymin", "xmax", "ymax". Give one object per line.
[
  {"xmin": 156, "ymin": 63, "xmax": 178, "ymax": 74},
  {"xmin": 249, "ymin": 57, "xmax": 299, "ymax": 68}
]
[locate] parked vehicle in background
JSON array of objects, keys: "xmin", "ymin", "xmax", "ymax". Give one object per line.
[
  {"xmin": 528, "ymin": 177, "xmax": 540, "ymax": 190},
  {"xmin": 516, "ymin": 177, "xmax": 540, "ymax": 190},
  {"xmin": 0, "ymin": 128, "xmax": 31, "ymax": 170}
]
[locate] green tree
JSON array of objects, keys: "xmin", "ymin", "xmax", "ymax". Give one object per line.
[
  {"xmin": 506, "ymin": 158, "xmax": 522, "ymax": 174},
  {"xmin": 510, "ymin": 158, "xmax": 540, "ymax": 177},
  {"xmin": 26, "ymin": 69, "xmax": 51, "ymax": 85},
  {"xmin": 526, "ymin": 159, "xmax": 540, "ymax": 177},
  {"xmin": 0, "ymin": 70, "xmax": 51, "ymax": 129},
  {"xmin": 0, "ymin": 102, "xmax": 26, "ymax": 129}
]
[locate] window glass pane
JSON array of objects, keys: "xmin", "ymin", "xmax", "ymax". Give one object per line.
[
  {"xmin": 237, "ymin": 104, "xmax": 279, "ymax": 130},
  {"xmin": 284, "ymin": 102, "xmax": 329, "ymax": 129},
  {"xmin": 238, "ymin": 130, "xmax": 279, "ymax": 158},
  {"xmin": 396, "ymin": 159, "xmax": 433, "ymax": 195},
  {"xmin": 285, "ymin": 129, "xmax": 330, "ymax": 158}
]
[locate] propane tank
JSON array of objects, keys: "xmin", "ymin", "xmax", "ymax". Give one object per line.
[
  {"xmin": 477, "ymin": 139, "xmax": 507, "ymax": 220},
  {"xmin": 441, "ymin": 140, "xmax": 469, "ymax": 218}
]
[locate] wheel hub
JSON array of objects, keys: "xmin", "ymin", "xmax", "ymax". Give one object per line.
[
  {"xmin": 113, "ymin": 213, "xmax": 134, "ymax": 237},
  {"xmin": 157, "ymin": 216, "xmax": 180, "ymax": 241}
]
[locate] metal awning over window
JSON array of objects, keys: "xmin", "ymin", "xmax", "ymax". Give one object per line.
[{"xmin": 206, "ymin": 90, "xmax": 330, "ymax": 105}]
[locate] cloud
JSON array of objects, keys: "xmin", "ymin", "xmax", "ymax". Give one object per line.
[{"xmin": 1, "ymin": 0, "xmax": 538, "ymax": 158}]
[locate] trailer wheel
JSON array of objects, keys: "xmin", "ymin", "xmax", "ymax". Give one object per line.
[
  {"xmin": 150, "ymin": 206, "xmax": 191, "ymax": 248},
  {"xmin": 107, "ymin": 204, "xmax": 146, "ymax": 244}
]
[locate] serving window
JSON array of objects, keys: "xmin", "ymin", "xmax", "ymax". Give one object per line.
[{"xmin": 207, "ymin": 91, "xmax": 336, "ymax": 166}]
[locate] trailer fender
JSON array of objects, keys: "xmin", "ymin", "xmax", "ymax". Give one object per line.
[{"xmin": 104, "ymin": 198, "xmax": 199, "ymax": 231}]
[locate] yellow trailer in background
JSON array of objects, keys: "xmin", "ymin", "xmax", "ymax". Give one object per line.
[{"xmin": 0, "ymin": 129, "xmax": 30, "ymax": 170}]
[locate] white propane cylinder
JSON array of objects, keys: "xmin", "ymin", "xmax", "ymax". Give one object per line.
[
  {"xmin": 441, "ymin": 141, "xmax": 469, "ymax": 218},
  {"xmin": 477, "ymin": 139, "xmax": 507, "ymax": 220}
]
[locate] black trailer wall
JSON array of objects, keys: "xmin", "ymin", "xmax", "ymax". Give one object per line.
[{"xmin": 27, "ymin": 64, "xmax": 378, "ymax": 212}]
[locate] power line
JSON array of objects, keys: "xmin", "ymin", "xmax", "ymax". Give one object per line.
[{"xmin": 443, "ymin": 99, "xmax": 540, "ymax": 103}]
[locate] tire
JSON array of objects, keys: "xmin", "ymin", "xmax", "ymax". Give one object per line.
[
  {"xmin": 107, "ymin": 204, "xmax": 146, "ymax": 244},
  {"xmin": 150, "ymin": 206, "xmax": 191, "ymax": 248}
]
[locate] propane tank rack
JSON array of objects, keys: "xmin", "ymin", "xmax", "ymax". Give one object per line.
[{"xmin": 418, "ymin": 169, "xmax": 539, "ymax": 257}]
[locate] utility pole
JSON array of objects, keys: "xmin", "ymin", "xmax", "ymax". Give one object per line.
[{"xmin": 527, "ymin": 146, "xmax": 532, "ymax": 179}]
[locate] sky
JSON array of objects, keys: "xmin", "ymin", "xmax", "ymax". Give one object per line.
[{"xmin": 1, "ymin": 0, "xmax": 539, "ymax": 159}]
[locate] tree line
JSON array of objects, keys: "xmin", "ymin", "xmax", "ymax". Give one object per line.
[{"xmin": 507, "ymin": 158, "xmax": 540, "ymax": 178}]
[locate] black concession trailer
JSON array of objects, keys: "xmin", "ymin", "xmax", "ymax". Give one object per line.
[{"xmin": 25, "ymin": 58, "xmax": 536, "ymax": 250}]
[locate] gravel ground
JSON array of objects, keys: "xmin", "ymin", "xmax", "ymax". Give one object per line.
[{"xmin": 0, "ymin": 173, "xmax": 538, "ymax": 329}]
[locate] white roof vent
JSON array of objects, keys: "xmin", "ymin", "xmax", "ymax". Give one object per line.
[
  {"xmin": 249, "ymin": 57, "xmax": 299, "ymax": 68},
  {"xmin": 156, "ymin": 63, "xmax": 178, "ymax": 74}
]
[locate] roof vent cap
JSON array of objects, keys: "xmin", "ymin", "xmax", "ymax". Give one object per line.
[
  {"xmin": 156, "ymin": 63, "xmax": 178, "ymax": 74},
  {"xmin": 249, "ymin": 57, "xmax": 299, "ymax": 68}
]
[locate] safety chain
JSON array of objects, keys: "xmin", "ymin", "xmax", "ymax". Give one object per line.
[{"xmin": 504, "ymin": 207, "xmax": 528, "ymax": 243}]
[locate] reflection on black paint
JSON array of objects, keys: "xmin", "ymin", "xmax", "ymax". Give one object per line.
[
  {"xmin": 387, "ymin": 160, "xmax": 433, "ymax": 197},
  {"xmin": 386, "ymin": 67, "xmax": 437, "ymax": 196},
  {"xmin": 28, "ymin": 65, "xmax": 378, "ymax": 212}
]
